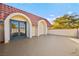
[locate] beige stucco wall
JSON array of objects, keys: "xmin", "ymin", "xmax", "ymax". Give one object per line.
[
  {"xmin": 11, "ymin": 15, "xmax": 27, "ymax": 21},
  {"xmin": 32, "ymin": 26, "xmax": 36, "ymax": 36},
  {"xmin": 38, "ymin": 22, "xmax": 45, "ymax": 35},
  {"xmin": 48, "ymin": 29, "xmax": 78, "ymax": 37},
  {"xmin": 38, "ymin": 20, "xmax": 47, "ymax": 36}
]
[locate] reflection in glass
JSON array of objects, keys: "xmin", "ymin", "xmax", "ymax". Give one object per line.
[
  {"xmin": 11, "ymin": 20, "xmax": 19, "ymax": 37},
  {"xmin": 20, "ymin": 22, "xmax": 26, "ymax": 36},
  {"xmin": 0, "ymin": 21, "xmax": 4, "ymax": 42},
  {"xmin": 10, "ymin": 20, "xmax": 26, "ymax": 39}
]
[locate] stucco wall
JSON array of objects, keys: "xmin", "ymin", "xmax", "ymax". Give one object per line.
[
  {"xmin": 38, "ymin": 22, "xmax": 45, "ymax": 35},
  {"xmin": 32, "ymin": 26, "xmax": 36, "ymax": 36},
  {"xmin": 11, "ymin": 15, "xmax": 27, "ymax": 21},
  {"xmin": 48, "ymin": 29, "xmax": 78, "ymax": 37},
  {"xmin": 38, "ymin": 20, "xmax": 47, "ymax": 36}
]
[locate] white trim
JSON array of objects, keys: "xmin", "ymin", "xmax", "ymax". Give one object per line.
[{"xmin": 4, "ymin": 13, "xmax": 32, "ymax": 43}]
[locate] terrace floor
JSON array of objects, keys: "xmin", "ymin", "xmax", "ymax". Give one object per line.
[{"xmin": 0, "ymin": 34, "xmax": 79, "ymax": 56}]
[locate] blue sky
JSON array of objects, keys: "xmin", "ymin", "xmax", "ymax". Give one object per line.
[{"xmin": 6, "ymin": 3, "xmax": 79, "ymax": 23}]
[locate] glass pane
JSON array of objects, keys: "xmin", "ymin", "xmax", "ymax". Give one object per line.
[
  {"xmin": 0, "ymin": 21, "xmax": 4, "ymax": 42},
  {"xmin": 11, "ymin": 20, "xmax": 19, "ymax": 37},
  {"xmin": 20, "ymin": 22, "xmax": 26, "ymax": 36}
]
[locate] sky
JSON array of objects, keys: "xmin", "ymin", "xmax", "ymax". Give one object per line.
[{"xmin": 6, "ymin": 3, "xmax": 79, "ymax": 23}]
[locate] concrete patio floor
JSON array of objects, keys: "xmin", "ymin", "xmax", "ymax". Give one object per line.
[{"xmin": 0, "ymin": 34, "xmax": 79, "ymax": 56}]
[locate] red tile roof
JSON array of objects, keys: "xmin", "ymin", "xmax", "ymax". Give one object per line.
[{"xmin": 0, "ymin": 3, "xmax": 51, "ymax": 27}]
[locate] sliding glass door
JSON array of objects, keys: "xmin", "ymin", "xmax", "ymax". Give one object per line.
[{"xmin": 10, "ymin": 20, "xmax": 26, "ymax": 40}]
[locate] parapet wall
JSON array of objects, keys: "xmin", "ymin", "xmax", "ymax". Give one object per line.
[{"xmin": 48, "ymin": 29, "xmax": 79, "ymax": 37}]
